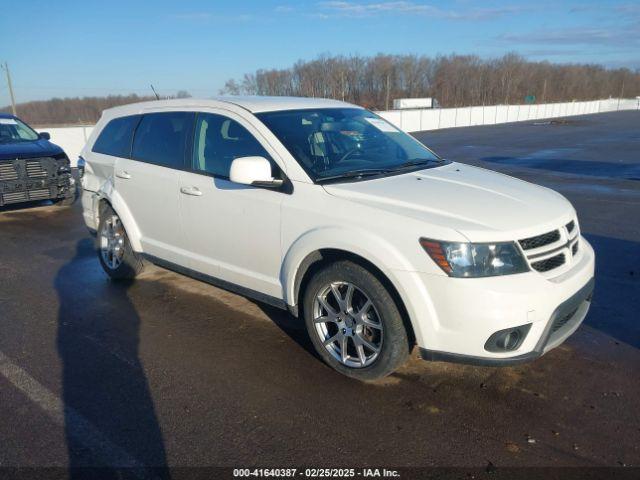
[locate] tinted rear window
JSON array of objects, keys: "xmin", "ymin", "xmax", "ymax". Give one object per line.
[
  {"xmin": 131, "ymin": 112, "xmax": 195, "ymax": 169},
  {"xmin": 92, "ymin": 115, "xmax": 140, "ymax": 157}
]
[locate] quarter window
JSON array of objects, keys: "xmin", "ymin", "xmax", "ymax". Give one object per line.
[
  {"xmin": 192, "ymin": 113, "xmax": 272, "ymax": 178},
  {"xmin": 131, "ymin": 112, "xmax": 194, "ymax": 168},
  {"xmin": 92, "ymin": 115, "xmax": 140, "ymax": 157}
]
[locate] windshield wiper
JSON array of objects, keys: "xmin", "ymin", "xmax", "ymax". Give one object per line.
[
  {"xmin": 316, "ymin": 168, "xmax": 392, "ymax": 184},
  {"xmin": 393, "ymin": 159, "xmax": 441, "ymax": 171}
]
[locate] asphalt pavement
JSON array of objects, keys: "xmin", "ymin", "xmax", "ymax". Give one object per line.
[{"xmin": 0, "ymin": 111, "xmax": 638, "ymax": 476}]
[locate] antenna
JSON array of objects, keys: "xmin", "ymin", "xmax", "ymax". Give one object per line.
[{"xmin": 150, "ymin": 84, "xmax": 160, "ymax": 100}]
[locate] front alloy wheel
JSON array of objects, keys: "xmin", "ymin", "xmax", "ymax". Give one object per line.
[
  {"xmin": 303, "ymin": 261, "xmax": 410, "ymax": 380},
  {"xmin": 313, "ymin": 282, "xmax": 383, "ymax": 368}
]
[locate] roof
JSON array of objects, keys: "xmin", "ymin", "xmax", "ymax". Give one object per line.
[
  {"xmin": 103, "ymin": 96, "xmax": 358, "ymax": 117},
  {"xmin": 0, "ymin": 112, "xmax": 16, "ymax": 119},
  {"xmin": 212, "ymin": 96, "xmax": 355, "ymax": 113}
]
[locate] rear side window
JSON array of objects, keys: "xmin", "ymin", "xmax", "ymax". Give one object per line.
[
  {"xmin": 131, "ymin": 112, "xmax": 195, "ymax": 169},
  {"xmin": 92, "ymin": 115, "xmax": 140, "ymax": 157}
]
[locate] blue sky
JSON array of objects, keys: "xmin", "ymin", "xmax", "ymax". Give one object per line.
[{"xmin": 1, "ymin": 0, "xmax": 638, "ymax": 104}]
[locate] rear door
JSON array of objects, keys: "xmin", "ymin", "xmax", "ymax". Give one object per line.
[{"xmin": 115, "ymin": 111, "xmax": 194, "ymax": 265}]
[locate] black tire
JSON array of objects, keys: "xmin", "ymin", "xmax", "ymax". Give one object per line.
[
  {"xmin": 96, "ymin": 203, "xmax": 144, "ymax": 280},
  {"xmin": 302, "ymin": 260, "xmax": 410, "ymax": 381}
]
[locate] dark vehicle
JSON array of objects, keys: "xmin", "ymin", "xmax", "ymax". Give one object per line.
[{"xmin": 0, "ymin": 113, "xmax": 75, "ymax": 207}]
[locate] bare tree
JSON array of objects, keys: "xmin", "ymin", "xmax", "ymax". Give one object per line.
[
  {"xmin": 0, "ymin": 94, "xmax": 155, "ymax": 125},
  {"xmin": 4, "ymin": 53, "xmax": 639, "ymax": 125},
  {"xmin": 218, "ymin": 52, "xmax": 640, "ymax": 110}
]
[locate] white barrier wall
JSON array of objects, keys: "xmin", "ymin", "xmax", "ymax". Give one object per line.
[
  {"xmin": 36, "ymin": 125, "xmax": 94, "ymax": 167},
  {"xmin": 376, "ymin": 98, "xmax": 639, "ymax": 133},
  {"xmin": 37, "ymin": 98, "xmax": 638, "ymax": 164}
]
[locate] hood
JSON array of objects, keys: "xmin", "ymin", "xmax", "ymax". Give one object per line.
[
  {"xmin": 323, "ymin": 162, "xmax": 575, "ymax": 242},
  {"xmin": 0, "ymin": 139, "xmax": 64, "ymax": 161}
]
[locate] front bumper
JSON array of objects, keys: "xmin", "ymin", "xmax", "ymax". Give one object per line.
[
  {"xmin": 391, "ymin": 236, "xmax": 596, "ymax": 365},
  {"xmin": 419, "ymin": 277, "xmax": 594, "ymax": 366}
]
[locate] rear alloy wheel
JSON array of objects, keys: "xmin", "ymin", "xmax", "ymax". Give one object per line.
[
  {"xmin": 303, "ymin": 261, "xmax": 410, "ymax": 380},
  {"xmin": 100, "ymin": 214, "xmax": 126, "ymax": 270},
  {"xmin": 97, "ymin": 204, "xmax": 144, "ymax": 279}
]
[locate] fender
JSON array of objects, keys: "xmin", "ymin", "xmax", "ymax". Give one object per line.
[
  {"xmin": 95, "ymin": 177, "xmax": 144, "ymax": 252},
  {"xmin": 280, "ymin": 226, "xmax": 415, "ymax": 308}
]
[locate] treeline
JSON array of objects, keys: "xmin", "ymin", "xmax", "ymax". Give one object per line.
[
  {"xmin": 221, "ymin": 53, "xmax": 640, "ymax": 109},
  {"xmin": 0, "ymin": 94, "xmax": 155, "ymax": 126},
  {"xmin": 4, "ymin": 53, "xmax": 639, "ymax": 124},
  {"xmin": 0, "ymin": 91, "xmax": 193, "ymax": 126}
]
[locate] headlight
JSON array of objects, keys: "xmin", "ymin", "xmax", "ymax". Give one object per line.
[
  {"xmin": 57, "ymin": 164, "xmax": 72, "ymax": 174},
  {"xmin": 420, "ymin": 238, "xmax": 529, "ymax": 277}
]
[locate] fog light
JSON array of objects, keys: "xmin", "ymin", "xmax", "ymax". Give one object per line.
[
  {"xmin": 484, "ymin": 324, "xmax": 531, "ymax": 353},
  {"xmin": 498, "ymin": 330, "xmax": 520, "ymax": 350}
]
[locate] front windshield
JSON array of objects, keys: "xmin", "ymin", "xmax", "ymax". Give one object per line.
[
  {"xmin": 0, "ymin": 117, "xmax": 40, "ymax": 143},
  {"xmin": 257, "ymin": 108, "xmax": 442, "ymax": 182}
]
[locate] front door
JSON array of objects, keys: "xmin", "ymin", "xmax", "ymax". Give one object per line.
[{"xmin": 178, "ymin": 111, "xmax": 284, "ymax": 298}]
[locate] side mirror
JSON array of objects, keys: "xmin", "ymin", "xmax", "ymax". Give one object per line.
[
  {"xmin": 39, "ymin": 132, "xmax": 51, "ymax": 140},
  {"xmin": 229, "ymin": 156, "xmax": 283, "ymax": 188}
]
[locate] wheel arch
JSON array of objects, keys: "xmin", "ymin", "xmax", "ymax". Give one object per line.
[
  {"xmin": 94, "ymin": 183, "xmax": 143, "ymax": 252},
  {"xmin": 287, "ymin": 247, "xmax": 416, "ymax": 347}
]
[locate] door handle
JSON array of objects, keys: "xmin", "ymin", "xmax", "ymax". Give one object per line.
[
  {"xmin": 116, "ymin": 171, "xmax": 131, "ymax": 179},
  {"xmin": 180, "ymin": 186, "xmax": 203, "ymax": 196}
]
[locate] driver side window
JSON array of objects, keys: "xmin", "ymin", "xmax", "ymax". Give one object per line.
[{"xmin": 192, "ymin": 113, "xmax": 273, "ymax": 178}]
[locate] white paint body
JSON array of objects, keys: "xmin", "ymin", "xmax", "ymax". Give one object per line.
[
  {"xmin": 229, "ymin": 156, "xmax": 274, "ymax": 185},
  {"xmin": 81, "ymin": 97, "xmax": 595, "ymax": 362}
]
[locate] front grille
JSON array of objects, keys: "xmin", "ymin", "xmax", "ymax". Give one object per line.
[
  {"xmin": 26, "ymin": 161, "xmax": 48, "ymax": 178},
  {"xmin": 1, "ymin": 191, "xmax": 27, "ymax": 203},
  {"xmin": 27, "ymin": 188, "xmax": 52, "ymax": 200},
  {"xmin": 0, "ymin": 157, "xmax": 57, "ymax": 181},
  {"xmin": 0, "ymin": 157, "xmax": 60, "ymax": 206},
  {"xmin": 531, "ymin": 253, "xmax": 566, "ymax": 272},
  {"xmin": 0, "ymin": 162, "xmax": 19, "ymax": 181},
  {"xmin": 519, "ymin": 230, "xmax": 560, "ymax": 250},
  {"xmin": 551, "ymin": 306, "xmax": 579, "ymax": 333},
  {"xmin": 0, "ymin": 188, "xmax": 52, "ymax": 205},
  {"xmin": 566, "ymin": 220, "xmax": 575, "ymax": 234}
]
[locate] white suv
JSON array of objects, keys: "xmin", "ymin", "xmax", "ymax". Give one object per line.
[{"xmin": 81, "ymin": 97, "xmax": 595, "ymax": 380}]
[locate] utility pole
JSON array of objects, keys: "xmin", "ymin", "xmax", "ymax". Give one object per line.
[{"xmin": 2, "ymin": 62, "xmax": 17, "ymax": 116}]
